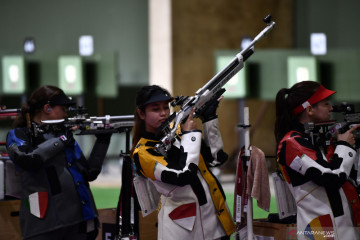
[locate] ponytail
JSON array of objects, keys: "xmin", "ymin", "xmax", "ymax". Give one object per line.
[
  {"xmin": 274, "ymin": 81, "xmax": 320, "ymax": 144},
  {"xmin": 130, "ymin": 107, "xmax": 145, "ymax": 156},
  {"xmin": 12, "ymin": 85, "xmax": 66, "ymax": 128},
  {"xmin": 274, "ymin": 88, "xmax": 292, "ymax": 144}
]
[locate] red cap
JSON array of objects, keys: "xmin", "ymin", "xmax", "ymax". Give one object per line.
[{"xmin": 292, "ymin": 85, "xmax": 336, "ymax": 116}]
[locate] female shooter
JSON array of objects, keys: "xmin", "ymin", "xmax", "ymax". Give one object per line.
[
  {"xmin": 6, "ymin": 85, "xmax": 111, "ymax": 240},
  {"xmin": 275, "ymin": 81, "xmax": 360, "ymax": 240},
  {"xmin": 131, "ymin": 85, "xmax": 235, "ymax": 240}
]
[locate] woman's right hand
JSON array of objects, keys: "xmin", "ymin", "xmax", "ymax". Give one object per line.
[
  {"xmin": 337, "ymin": 124, "xmax": 360, "ymax": 146},
  {"xmin": 181, "ymin": 108, "xmax": 198, "ymax": 132}
]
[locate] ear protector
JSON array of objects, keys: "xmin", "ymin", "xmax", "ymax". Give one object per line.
[{"xmin": 46, "ymin": 107, "xmax": 50, "ymax": 112}]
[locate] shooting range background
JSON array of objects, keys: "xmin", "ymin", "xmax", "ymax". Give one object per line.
[{"xmin": 0, "ymin": 0, "xmax": 360, "ymax": 177}]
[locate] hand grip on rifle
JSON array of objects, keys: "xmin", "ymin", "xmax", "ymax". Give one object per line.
[
  {"xmin": 197, "ymin": 88, "xmax": 225, "ymax": 123},
  {"xmin": 337, "ymin": 124, "xmax": 360, "ymax": 147},
  {"xmin": 95, "ymin": 132, "xmax": 113, "ymax": 143},
  {"xmin": 177, "ymin": 88, "xmax": 226, "ymax": 125}
]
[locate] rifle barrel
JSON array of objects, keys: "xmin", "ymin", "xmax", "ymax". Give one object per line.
[
  {"xmin": 240, "ymin": 20, "xmax": 275, "ymax": 56},
  {"xmin": 90, "ymin": 115, "xmax": 134, "ymax": 122},
  {"xmin": 0, "ymin": 108, "xmax": 20, "ymax": 117}
]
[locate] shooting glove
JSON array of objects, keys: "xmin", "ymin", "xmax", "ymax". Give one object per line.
[
  {"xmin": 199, "ymin": 97, "xmax": 220, "ymax": 123},
  {"xmin": 95, "ymin": 132, "xmax": 112, "ymax": 144}
]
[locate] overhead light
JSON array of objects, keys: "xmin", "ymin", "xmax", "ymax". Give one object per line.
[
  {"xmin": 241, "ymin": 36, "xmax": 252, "ymax": 51},
  {"xmin": 79, "ymin": 35, "xmax": 94, "ymax": 56},
  {"xmin": 311, "ymin": 33, "xmax": 327, "ymax": 55},
  {"xmin": 24, "ymin": 38, "xmax": 35, "ymax": 54}
]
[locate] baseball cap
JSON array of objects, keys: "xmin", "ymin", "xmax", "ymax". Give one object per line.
[
  {"xmin": 48, "ymin": 93, "xmax": 76, "ymax": 107},
  {"xmin": 136, "ymin": 85, "xmax": 173, "ymax": 107}
]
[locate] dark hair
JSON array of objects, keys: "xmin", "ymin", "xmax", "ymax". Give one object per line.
[
  {"xmin": 13, "ymin": 85, "xmax": 66, "ymax": 128},
  {"xmin": 130, "ymin": 85, "xmax": 172, "ymax": 156},
  {"xmin": 274, "ymin": 81, "xmax": 320, "ymax": 144}
]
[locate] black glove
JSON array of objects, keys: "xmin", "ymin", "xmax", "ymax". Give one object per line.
[
  {"xmin": 95, "ymin": 132, "xmax": 112, "ymax": 143},
  {"xmin": 13, "ymin": 151, "xmax": 43, "ymax": 171},
  {"xmin": 198, "ymin": 97, "xmax": 220, "ymax": 123}
]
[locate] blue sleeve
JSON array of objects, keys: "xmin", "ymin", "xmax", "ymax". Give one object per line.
[{"xmin": 6, "ymin": 129, "xmax": 26, "ymax": 152}]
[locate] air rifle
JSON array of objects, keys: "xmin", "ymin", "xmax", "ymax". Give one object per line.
[
  {"xmin": 34, "ymin": 107, "xmax": 134, "ymax": 138},
  {"xmin": 332, "ymin": 103, "xmax": 359, "ymax": 132},
  {"xmin": 331, "ymin": 103, "xmax": 360, "ymax": 146},
  {"xmin": 155, "ymin": 14, "xmax": 276, "ymax": 156},
  {"xmin": 304, "ymin": 120, "xmax": 337, "ymax": 148},
  {"xmin": 303, "ymin": 103, "xmax": 360, "ymax": 149}
]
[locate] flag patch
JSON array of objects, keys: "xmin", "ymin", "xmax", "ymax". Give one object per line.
[
  {"xmin": 169, "ymin": 202, "xmax": 196, "ymax": 231},
  {"xmin": 26, "ymin": 192, "xmax": 49, "ymax": 219},
  {"xmin": 304, "ymin": 214, "xmax": 334, "ymax": 240}
]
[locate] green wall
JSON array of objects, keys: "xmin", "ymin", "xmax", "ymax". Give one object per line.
[
  {"xmin": 0, "ymin": 0, "xmax": 148, "ymax": 87},
  {"xmin": 216, "ymin": 49, "xmax": 360, "ymax": 102},
  {"xmin": 0, "ymin": 1, "xmax": 148, "ymax": 149},
  {"xmin": 0, "ymin": 0, "xmax": 148, "ymax": 114},
  {"xmin": 295, "ymin": 0, "xmax": 360, "ymax": 49}
]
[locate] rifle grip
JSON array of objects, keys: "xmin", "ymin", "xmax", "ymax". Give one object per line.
[{"xmin": 338, "ymin": 124, "xmax": 350, "ymax": 134}]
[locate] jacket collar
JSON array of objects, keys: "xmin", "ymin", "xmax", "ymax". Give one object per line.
[
  {"xmin": 142, "ymin": 131, "xmax": 162, "ymax": 141},
  {"xmin": 290, "ymin": 121, "xmax": 305, "ymax": 134}
]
